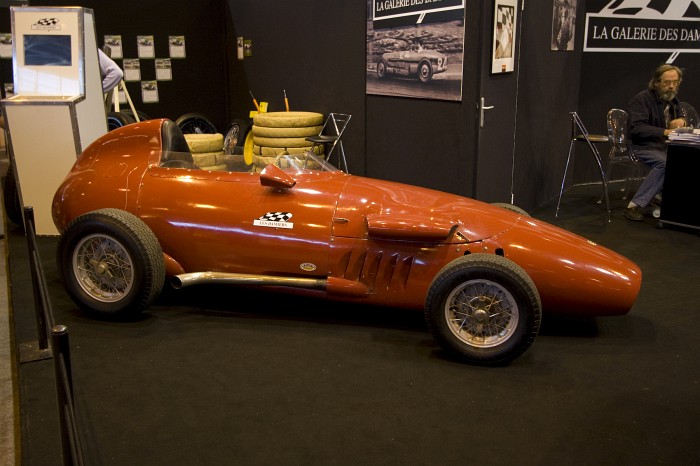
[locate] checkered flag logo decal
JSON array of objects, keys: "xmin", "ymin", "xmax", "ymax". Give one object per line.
[
  {"xmin": 32, "ymin": 18, "xmax": 61, "ymax": 30},
  {"xmin": 259, "ymin": 212, "xmax": 293, "ymax": 222},
  {"xmin": 37, "ymin": 18, "xmax": 59, "ymax": 26},
  {"xmin": 253, "ymin": 212, "xmax": 294, "ymax": 229}
]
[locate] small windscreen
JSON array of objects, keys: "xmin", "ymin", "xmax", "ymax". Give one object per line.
[{"xmin": 23, "ymin": 34, "xmax": 71, "ymax": 66}]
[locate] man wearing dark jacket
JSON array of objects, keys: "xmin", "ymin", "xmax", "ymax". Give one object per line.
[{"xmin": 625, "ymin": 64, "xmax": 687, "ymax": 221}]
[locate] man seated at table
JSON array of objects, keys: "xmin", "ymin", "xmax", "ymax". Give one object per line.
[{"xmin": 625, "ymin": 64, "xmax": 688, "ymax": 221}]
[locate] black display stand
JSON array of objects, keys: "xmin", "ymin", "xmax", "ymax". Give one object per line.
[{"xmin": 658, "ymin": 142, "xmax": 700, "ymax": 231}]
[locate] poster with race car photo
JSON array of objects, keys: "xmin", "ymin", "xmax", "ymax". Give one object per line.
[{"xmin": 366, "ymin": 0, "xmax": 466, "ymax": 101}]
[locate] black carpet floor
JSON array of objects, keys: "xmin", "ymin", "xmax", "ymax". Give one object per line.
[{"xmin": 11, "ymin": 184, "xmax": 700, "ymax": 465}]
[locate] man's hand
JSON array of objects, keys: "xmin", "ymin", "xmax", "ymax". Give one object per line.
[{"xmin": 669, "ymin": 117, "xmax": 686, "ymax": 129}]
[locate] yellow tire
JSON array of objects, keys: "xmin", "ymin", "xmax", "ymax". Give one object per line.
[
  {"xmin": 184, "ymin": 133, "xmax": 224, "ymax": 153},
  {"xmin": 253, "ymin": 111, "xmax": 323, "ymax": 128},
  {"xmin": 252, "ymin": 124, "xmax": 322, "ymax": 138},
  {"xmin": 192, "ymin": 151, "xmax": 223, "ymax": 168}
]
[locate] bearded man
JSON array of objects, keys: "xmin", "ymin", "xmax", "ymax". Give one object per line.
[{"xmin": 625, "ymin": 64, "xmax": 688, "ymax": 221}]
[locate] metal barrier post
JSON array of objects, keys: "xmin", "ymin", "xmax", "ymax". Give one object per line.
[
  {"xmin": 18, "ymin": 206, "xmax": 53, "ymax": 362},
  {"xmin": 51, "ymin": 324, "xmax": 84, "ymax": 466}
]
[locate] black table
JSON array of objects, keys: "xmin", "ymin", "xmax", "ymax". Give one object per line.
[{"xmin": 659, "ymin": 141, "xmax": 700, "ymax": 230}]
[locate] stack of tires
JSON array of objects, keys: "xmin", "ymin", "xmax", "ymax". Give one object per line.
[
  {"xmin": 183, "ymin": 133, "xmax": 228, "ymax": 171},
  {"xmin": 250, "ymin": 111, "xmax": 325, "ymax": 172}
]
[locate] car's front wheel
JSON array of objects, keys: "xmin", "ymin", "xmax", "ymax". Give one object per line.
[
  {"xmin": 425, "ymin": 254, "xmax": 541, "ymax": 365},
  {"xmin": 57, "ymin": 208, "xmax": 165, "ymax": 317}
]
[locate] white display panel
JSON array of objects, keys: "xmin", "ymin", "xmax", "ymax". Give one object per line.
[
  {"xmin": 2, "ymin": 7, "xmax": 107, "ymax": 235},
  {"xmin": 11, "ymin": 7, "xmax": 85, "ymax": 97}
]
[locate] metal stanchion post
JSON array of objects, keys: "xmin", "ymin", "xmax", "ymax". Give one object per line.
[{"xmin": 18, "ymin": 206, "xmax": 53, "ymax": 362}]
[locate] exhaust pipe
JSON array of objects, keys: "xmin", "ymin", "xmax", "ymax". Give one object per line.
[
  {"xmin": 171, "ymin": 272, "xmax": 369, "ymax": 297},
  {"xmin": 172, "ymin": 272, "xmax": 326, "ymax": 290}
]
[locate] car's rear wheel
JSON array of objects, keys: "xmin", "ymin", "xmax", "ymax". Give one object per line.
[
  {"xmin": 57, "ymin": 208, "xmax": 165, "ymax": 317},
  {"xmin": 425, "ymin": 254, "xmax": 541, "ymax": 365},
  {"xmin": 418, "ymin": 61, "xmax": 433, "ymax": 83},
  {"xmin": 377, "ymin": 60, "xmax": 387, "ymax": 79}
]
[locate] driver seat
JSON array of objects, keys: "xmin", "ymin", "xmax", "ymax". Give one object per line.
[{"xmin": 160, "ymin": 119, "xmax": 196, "ymax": 168}]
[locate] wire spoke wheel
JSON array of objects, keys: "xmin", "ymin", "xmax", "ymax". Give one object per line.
[
  {"xmin": 445, "ymin": 279, "xmax": 518, "ymax": 348},
  {"xmin": 59, "ymin": 209, "xmax": 165, "ymax": 316},
  {"xmin": 425, "ymin": 254, "xmax": 541, "ymax": 365},
  {"xmin": 73, "ymin": 234, "xmax": 134, "ymax": 303}
]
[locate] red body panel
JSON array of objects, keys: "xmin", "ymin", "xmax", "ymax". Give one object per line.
[{"xmin": 52, "ymin": 119, "xmax": 641, "ymax": 316}]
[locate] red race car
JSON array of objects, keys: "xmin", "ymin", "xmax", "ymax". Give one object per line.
[{"xmin": 52, "ymin": 119, "xmax": 642, "ymax": 365}]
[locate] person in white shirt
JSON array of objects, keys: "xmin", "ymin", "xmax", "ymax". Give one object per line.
[{"xmin": 98, "ymin": 48, "xmax": 123, "ymax": 93}]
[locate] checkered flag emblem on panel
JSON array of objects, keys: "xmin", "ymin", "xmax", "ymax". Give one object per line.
[
  {"xmin": 37, "ymin": 18, "xmax": 59, "ymax": 26},
  {"xmin": 258, "ymin": 212, "xmax": 293, "ymax": 222},
  {"xmin": 497, "ymin": 7, "xmax": 513, "ymax": 27}
]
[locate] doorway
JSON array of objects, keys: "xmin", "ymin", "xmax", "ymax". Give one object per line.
[{"xmin": 473, "ymin": 0, "xmax": 523, "ymax": 204}]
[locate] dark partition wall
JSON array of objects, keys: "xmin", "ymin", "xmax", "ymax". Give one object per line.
[
  {"xmin": 1, "ymin": 0, "xmax": 229, "ymax": 132},
  {"xmin": 225, "ymin": 0, "xmax": 481, "ymax": 196},
  {"xmin": 224, "ymin": 1, "xmax": 369, "ymax": 175},
  {"xmin": 511, "ymin": 1, "xmax": 584, "ymax": 209},
  {"xmin": 224, "ymin": 0, "xmax": 590, "ymax": 207}
]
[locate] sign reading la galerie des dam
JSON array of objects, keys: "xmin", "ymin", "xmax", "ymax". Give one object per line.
[{"xmin": 585, "ymin": 15, "xmax": 700, "ymax": 52}]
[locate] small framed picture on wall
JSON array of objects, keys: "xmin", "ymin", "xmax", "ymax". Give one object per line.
[
  {"xmin": 491, "ymin": 0, "xmax": 518, "ymax": 74},
  {"xmin": 551, "ymin": 0, "xmax": 576, "ymax": 51}
]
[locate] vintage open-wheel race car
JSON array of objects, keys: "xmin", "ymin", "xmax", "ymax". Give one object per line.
[{"xmin": 51, "ymin": 118, "xmax": 642, "ymax": 365}]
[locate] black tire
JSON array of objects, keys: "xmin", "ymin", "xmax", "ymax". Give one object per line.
[
  {"xmin": 425, "ymin": 254, "xmax": 542, "ymax": 365},
  {"xmin": 176, "ymin": 112, "xmax": 218, "ymax": 134},
  {"xmin": 377, "ymin": 60, "xmax": 387, "ymax": 79},
  {"xmin": 57, "ymin": 208, "xmax": 165, "ymax": 317},
  {"xmin": 491, "ymin": 202, "xmax": 530, "ymax": 217},
  {"xmin": 107, "ymin": 111, "xmax": 136, "ymax": 131},
  {"xmin": 121, "ymin": 109, "xmax": 151, "ymax": 123},
  {"xmin": 418, "ymin": 60, "xmax": 433, "ymax": 83},
  {"xmin": 3, "ymin": 163, "xmax": 23, "ymax": 226},
  {"xmin": 224, "ymin": 119, "xmax": 251, "ymax": 155}
]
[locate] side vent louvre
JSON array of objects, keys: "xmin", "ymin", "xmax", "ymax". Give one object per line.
[{"xmin": 340, "ymin": 249, "xmax": 415, "ymax": 292}]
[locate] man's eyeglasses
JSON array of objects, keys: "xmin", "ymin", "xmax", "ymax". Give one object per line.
[{"xmin": 660, "ymin": 79, "xmax": 681, "ymax": 86}]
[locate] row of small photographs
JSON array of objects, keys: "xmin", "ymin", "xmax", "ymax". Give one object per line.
[
  {"xmin": 123, "ymin": 58, "xmax": 173, "ymax": 81},
  {"xmin": 105, "ymin": 35, "xmax": 186, "ymax": 59},
  {"xmin": 0, "ymin": 34, "xmax": 186, "ymax": 60}
]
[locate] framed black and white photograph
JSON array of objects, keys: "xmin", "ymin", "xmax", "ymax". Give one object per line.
[
  {"xmin": 491, "ymin": 0, "xmax": 518, "ymax": 74},
  {"xmin": 551, "ymin": 0, "xmax": 576, "ymax": 51},
  {"xmin": 366, "ymin": 0, "xmax": 466, "ymax": 102}
]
